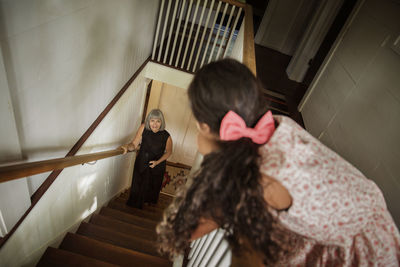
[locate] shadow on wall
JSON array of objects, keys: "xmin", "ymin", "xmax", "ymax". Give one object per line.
[{"xmin": 0, "ymin": 2, "xmax": 24, "ymax": 157}]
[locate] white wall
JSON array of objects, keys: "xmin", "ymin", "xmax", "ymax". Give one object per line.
[
  {"xmin": 143, "ymin": 61, "xmax": 194, "ymax": 89},
  {"xmin": 0, "ymin": 0, "xmax": 159, "ymax": 194},
  {"xmin": 0, "ymin": 44, "xmax": 31, "ymax": 238},
  {"xmin": 0, "ymin": 74, "xmax": 149, "ymax": 267},
  {"xmin": 300, "ymin": 0, "xmax": 400, "ymax": 226},
  {"xmin": 230, "ymin": 21, "xmax": 244, "ymax": 62},
  {"xmin": 0, "ymin": 0, "xmax": 160, "ymax": 265}
]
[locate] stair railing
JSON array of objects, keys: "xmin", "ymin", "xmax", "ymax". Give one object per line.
[
  {"xmin": 0, "ymin": 148, "xmax": 126, "ymax": 184},
  {"xmin": 151, "ymin": 0, "xmax": 246, "ymax": 73}
]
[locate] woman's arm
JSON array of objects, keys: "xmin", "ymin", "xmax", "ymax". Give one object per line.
[
  {"xmin": 149, "ymin": 136, "xmax": 173, "ymax": 168},
  {"xmin": 121, "ymin": 124, "xmax": 145, "ymax": 154}
]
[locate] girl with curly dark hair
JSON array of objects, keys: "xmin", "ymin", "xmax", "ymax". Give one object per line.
[{"xmin": 157, "ymin": 59, "xmax": 400, "ymax": 266}]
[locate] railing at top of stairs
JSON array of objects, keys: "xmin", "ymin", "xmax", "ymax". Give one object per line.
[{"xmin": 150, "ymin": 0, "xmax": 257, "ymax": 75}]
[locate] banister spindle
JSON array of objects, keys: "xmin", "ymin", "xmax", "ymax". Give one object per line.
[
  {"xmin": 175, "ymin": 0, "xmax": 194, "ymax": 66},
  {"xmin": 188, "ymin": 235, "xmax": 208, "ymax": 267},
  {"xmin": 215, "ymin": 5, "xmax": 235, "ymax": 59},
  {"xmin": 192, "ymin": 230, "xmax": 217, "ymax": 267},
  {"xmin": 180, "ymin": 0, "xmax": 201, "ymax": 69},
  {"xmin": 157, "ymin": 0, "xmax": 173, "ymax": 62},
  {"xmin": 223, "ymin": 7, "xmax": 242, "ymax": 58},
  {"xmin": 199, "ymin": 0, "xmax": 222, "ymax": 68},
  {"xmin": 163, "ymin": 0, "xmax": 180, "ymax": 63},
  {"xmin": 186, "ymin": 0, "xmax": 209, "ymax": 71},
  {"xmin": 169, "ymin": 0, "xmax": 187, "ymax": 65},
  {"xmin": 152, "ymin": 0, "xmax": 166, "ymax": 60},
  {"xmin": 207, "ymin": 2, "xmax": 229, "ymax": 64},
  {"xmin": 191, "ymin": 0, "xmax": 215, "ymax": 72}
]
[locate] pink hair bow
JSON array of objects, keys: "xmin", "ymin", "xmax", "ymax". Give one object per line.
[{"xmin": 219, "ymin": 110, "xmax": 275, "ymax": 144}]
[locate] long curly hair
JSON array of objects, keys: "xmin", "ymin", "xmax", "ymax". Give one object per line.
[{"xmin": 157, "ymin": 59, "xmax": 300, "ymax": 265}]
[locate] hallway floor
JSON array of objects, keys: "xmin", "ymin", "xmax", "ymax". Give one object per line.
[{"xmin": 255, "ymin": 44, "xmax": 307, "ymax": 127}]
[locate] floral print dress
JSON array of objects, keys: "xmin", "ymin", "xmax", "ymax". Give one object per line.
[{"xmin": 259, "ymin": 116, "xmax": 400, "ymax": 266}]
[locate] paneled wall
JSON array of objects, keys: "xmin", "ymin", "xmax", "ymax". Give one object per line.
[{"xmin": 300, "ymin": 0, "xmax": 400, "ymax": 226}]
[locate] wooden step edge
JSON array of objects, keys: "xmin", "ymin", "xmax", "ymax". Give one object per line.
[
  {"xmin": 110, "ymin": 198, "xmax": 165, "ymax": 215},
  {"xmin": 99, "ymin": 207, "xmax": 158, "ymax": 229},
  {"xmin": 60, "ymin": 233, "xmax": 171, "ymax": 267},
  {"xmin": 90, "ymin": 214, "xmax": 157, "ymax": 240},
  {"xmin": 37, "ymin": 247, "xmax": 118, "ymax": 267},
  {"xmin": 114, "ymin": 197, "xmax": 168, "ymax": 212},
  {"xmin": 119, "ymin": 194, "xmax": 173, "ymax": 205},
  {"xmin": 107, "ymin": 201, "xmax": 163, "ymax": 221},
  {"xmin": 121, "ymin": 191, "xmax": 174, "ymax": 200},
  {"xmin": 76, "ymin": 222, "xmax": 165, "ymax": 258}
]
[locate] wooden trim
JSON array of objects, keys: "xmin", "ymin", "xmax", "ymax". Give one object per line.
[
  {"xmin": 166, "ymin": 161, "xmax": 192, "ymax": 170},
  {"xmin": 219, "ymin": 0, "xmax": 246, "ymax": 9},
  {"xmin": 243, "ymin": 4, "xmax": 257, "ymax": 76},
  {"xmin": 150, "ymin": 59, "xmax": 195, "ymax": 74},
  {"xmin": 0, "ymin": 149, "xmax": 125, "ymax": 183},
  {"xmin": 141, "ymin": 80, "xmax": 153, "ymax": 124},
  {"xmin": 0, "ymin": 57, "xmax": 150, "ymax": 249},
  {"xmin": 286, "ymin": 0, "xmax": 344, "ymax": 82}
]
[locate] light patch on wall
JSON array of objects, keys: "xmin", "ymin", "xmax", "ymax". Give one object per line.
[
  {"xmin": 0, "ymin": 210, "xmax": 8, "ymax": 236},
  {"xmin": 77, "ymin": 173, "xmax": 97, "ymax": 199},
  {"xmin": 80, "ymin": 196, "xmax": 97, "ymax": 220}
]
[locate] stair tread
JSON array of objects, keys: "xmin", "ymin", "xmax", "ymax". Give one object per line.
[
  {"xmin": 118, "ymin": 194, "xmax": 173, "ymax": 208},
  {"xmin": 121, "ymin": 191, "xmax": 174, "ymax": 200},
  {"xmin": 114, "ymin": 196, "xmax": 167, "ymax": 213},
  {"xmin": 60, "ymin": 233, "xmax": 171, "ymax": 267},
  {"xmin": 37, "ymin": 247, "xmax": 118, "ymax": 267},
  {"xmin": 90, "ymin": 214, "xmax": 157, "ymax": 240},
  {"xmin": 77, "ymin": 222, "xmax": 164, "ymax": 258},
  {"xmin": 108, "ymin": 201, "xmax": 163, "ymax": 221},
  {"xmin": 100, "ymin": 207, "xmax": 158, "ymax": 230}
]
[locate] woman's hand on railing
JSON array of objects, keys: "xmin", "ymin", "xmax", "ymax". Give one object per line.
[{"xmin": 120, "ymin": 143, "xmax": 136, "ymax": 154}]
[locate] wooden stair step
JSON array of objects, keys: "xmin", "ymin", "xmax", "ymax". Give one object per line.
[
  {"xmin": 90, "ymin": 214, "xmax": 157, "ymax": 240},
  {"xmin": 114, "ymin": 196, "xmax": 167, "ymax": 213},
  {"xmin": 108, "ymin": 201, "xmax": 162, "ymax": 221},
  {"xmin": 60, "ymin": 233, "xmax": 171, "ymax": 267},
  {"xmin": 77, "ymin": 222, "xmax": 163, "ymax": 258},
  {"xmin": 37, "ymin": 247, "xmax": 118, "ymax": 267},
  {"xmin": 100, "ymin": 207, "xmax": 157, "ymax": 230},
  {"xmin": 118, "ymin": 194, "xmax": 172, "ymax": 208},
  {"xmin": 159, "ymin": 193, "xmax": 174, "ymax": 199},
  {"xmin": 121, "ymin": 191, "xmax": 174, "ymax": 201}
]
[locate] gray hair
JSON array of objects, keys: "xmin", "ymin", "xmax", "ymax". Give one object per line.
[{"xmin": 145, "ymin": 109, "xmax": 166, "ymax": 131}]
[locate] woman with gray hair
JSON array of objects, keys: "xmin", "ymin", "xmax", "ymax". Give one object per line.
[{"xmin": 121, "ymin": 109, "xmax": 173, "ymax": 208}]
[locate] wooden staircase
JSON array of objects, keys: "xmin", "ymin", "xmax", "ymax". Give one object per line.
[{"xmin": 37, "ymin": 191, "xmax": 173, "ymax": 266}]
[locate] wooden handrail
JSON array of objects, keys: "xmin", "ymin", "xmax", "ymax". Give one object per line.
[
  {"xmin": 243, "ymin": 4, "xmax": 257, "ymax": 76},
  {"xmin": 219, "ymin": 0, "xmax": 246, "ymax": 9},
  {"xmin": 0, "ymin": 148, "xmax": 194, "ymax": 183},
  {"xmin": 0, "ymin": 148, "xmax": 126, "ymax": 183}
]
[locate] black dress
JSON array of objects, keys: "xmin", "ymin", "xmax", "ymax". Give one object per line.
[{"xmin": 127, "ymin": 128, "xmax": 170, "ymax": 208}]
